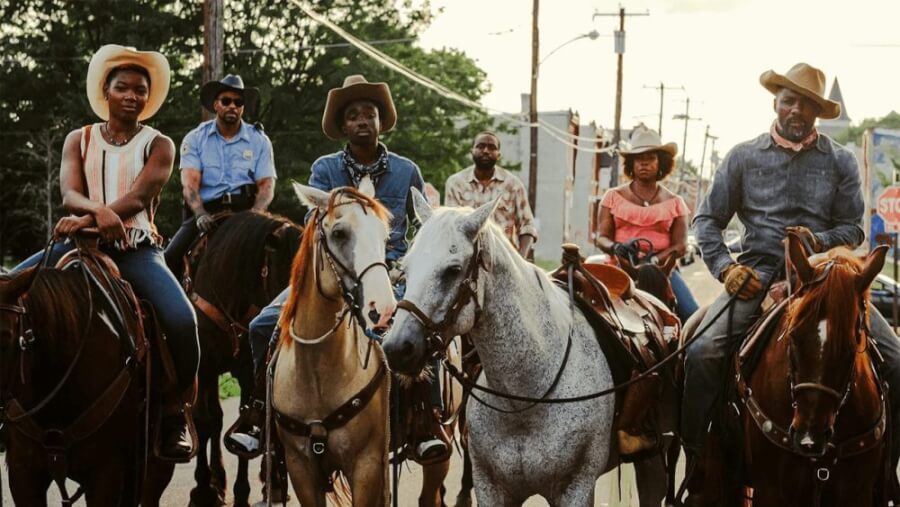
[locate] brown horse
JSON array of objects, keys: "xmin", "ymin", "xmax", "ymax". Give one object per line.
[
  {"xmin": 730, "ymin": 236, "xmax": 891, "ymax": 506},
  {"xmin": 0, "ymin": 249, "xmax": 174, "ymax": 506},
  {"xmin": 186, "ymin": 210, "xmax": 301, "ymax": 507}
]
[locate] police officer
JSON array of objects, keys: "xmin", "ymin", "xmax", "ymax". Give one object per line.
[{"xmin": 164, "ymin": 74, "xmax": 276, "ymax": 275}]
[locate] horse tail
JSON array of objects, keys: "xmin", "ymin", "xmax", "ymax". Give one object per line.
[{"xmin": 326, "ymin": 471, "xmax": 352, "ymax": 507}]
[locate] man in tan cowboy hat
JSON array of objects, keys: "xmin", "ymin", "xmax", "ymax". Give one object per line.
[
  {"xmin": 683, "ymin": 62, "xmax": 900, "ymax": 501},
  {"xmin": 226, "ymin": 75, "xmax": 450, "ymax": 463},
  {"xmin": 164, "ymin": 73, "xmax": 276, "ymax": 276},
  {"xmin": 12, "ymin": 44, "xmax": 199, "ymax": 461}
]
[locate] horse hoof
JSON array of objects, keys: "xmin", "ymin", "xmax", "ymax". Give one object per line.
[{"xmin": 453, "ymin": 494, "xmax": 472, "ymax": 507}]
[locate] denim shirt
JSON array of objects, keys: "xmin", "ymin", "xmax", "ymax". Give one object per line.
[
  {"xmin": 694, "ymin": 131, "xmax": 865, "ymax": 281},
  {"xmin": 309, "ymin": 150, "xmax": 425, "ymax": 262},
  {"xmin": 179, "ymin": 120, "xmax": 276, "ymax": 202}
]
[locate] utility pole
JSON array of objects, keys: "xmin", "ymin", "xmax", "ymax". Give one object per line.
[
  {"xmin": 527, "ymin": 0, "xmax": 539, "ymax": 213},
  {"xmin": 673, "ymin": 97, "xmax": 702, "ymax": 188},
  {"xmin": 594, "ymin": 7, "xmax": 648, "ymax": 188},
  {"xmin": 643, "ymin": 82, "xmax": 683, "ymax": 137},
  {"xmin": 696, "ymin": 125, "xmax": 718, "ymax": 207},
  {"xmin": 202, "ymin": 0, "xmax": 224, "ymax": 121}
]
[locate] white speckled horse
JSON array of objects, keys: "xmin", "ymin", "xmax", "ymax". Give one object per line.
[{"xmin": 383, "ymin": 189, "xmax": 615, "ymax": 506}]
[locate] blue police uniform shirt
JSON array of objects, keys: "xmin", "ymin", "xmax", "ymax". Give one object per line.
[
  {"xmin": 309, "ymin": 150, "xmax": 425, "ymax": 262},
  {"xmin": 179, "ymin": 119, "xmax": 276, "ymax": 202}
]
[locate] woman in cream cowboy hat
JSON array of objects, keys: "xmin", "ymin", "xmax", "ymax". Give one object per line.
[
  {"xmin": 595, "ymin": 125, "xmax": 699, "ymax": 322},
  {"xmin": 13, "ymin": 44, "xmax": 199, "ymax": 462}
]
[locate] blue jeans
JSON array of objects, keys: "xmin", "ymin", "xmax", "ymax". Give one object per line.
[
  {"xmin": 670, "ymin": 269, "xmax": 699, "ymax": 323},
  {"xmin": 250, "ymin": 284, "xmax": 444, "ymax": 409},
  {"xmin": 15, "ymin": 241, "xmax": 200, "ymax": 391}
]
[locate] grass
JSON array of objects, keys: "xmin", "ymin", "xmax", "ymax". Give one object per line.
[
  {"xmin": 218, "ymin": 373, "xmax": 241, "ymax": 399},
  {"xmin": 534, "ymin": 257, "xmax": 559, "ymax": 272}
]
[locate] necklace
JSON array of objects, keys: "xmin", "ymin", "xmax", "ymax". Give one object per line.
[
  {"xmin": 629, "ymin": 181, "xmax": 660, "ymax": 207},
  {"xmin": 103, "ymin": 122, "xmax": 142, "ymax": 146}
]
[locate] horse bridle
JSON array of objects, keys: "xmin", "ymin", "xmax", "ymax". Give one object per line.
[
  {"xmin": 395, "ymin": 239, "xmax": 483, "ymax": 358},
  {"xmin": 785, "ymin": 261, "xmax": 868, "ymax": 422}
]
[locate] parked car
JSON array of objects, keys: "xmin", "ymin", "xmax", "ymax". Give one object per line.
[
  {"xmin": 871, "ymin": 274, "xmax": 900, "ymax": 326},
  {"xmin": 681, "ymin": 234, "xmax": 701, "ymax": 266}
]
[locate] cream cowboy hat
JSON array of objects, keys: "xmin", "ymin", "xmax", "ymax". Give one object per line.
[
  {"xmin": 321, "ymin": 75, "xmax": 397, "ymax": 140},
  {"xmin": 86, "ymin": 44, "xmax": 170, "ymax": 122},
  {"xmin": 759, "ymin": 62, "xmax": 840, "ymax": 120},
  {"xmin": 620, "ymin": 125, "xmax": 678, "ymax": 157}
]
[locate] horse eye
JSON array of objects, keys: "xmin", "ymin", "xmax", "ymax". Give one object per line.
[
  {"xmin": 443, "ymin": 265, "xmax": 462, "ymax": 280},
  {"xmin": 331, "ymin": 228, "xmax": 347, "ymax": 241}
]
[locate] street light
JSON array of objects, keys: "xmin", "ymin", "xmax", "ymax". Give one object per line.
[{"xmin": 539, "ymin": 30, "xmax": 602, "ymax": 66}]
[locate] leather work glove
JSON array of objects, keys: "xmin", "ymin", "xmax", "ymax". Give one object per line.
[
  {"xmin": 722, "ymin": 263, "xmax": 763, "ymax": 300},
  {"xmin": 196, "ymin": 213, "xmax": 216, "ymax": 233},
  {"xmin": 612, "ymin": 241, "xmax": 639, "ymax": 261},
  {"xmin": 785, "ymin": 225, "xmax": 822, "ymax": 253}
]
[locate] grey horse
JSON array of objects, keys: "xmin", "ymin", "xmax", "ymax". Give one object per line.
[{"xmin": 383, "ymin": 190, "xmax": 616, "ymax": 506}]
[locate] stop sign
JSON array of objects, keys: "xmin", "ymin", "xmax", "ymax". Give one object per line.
[{"xmin": 877, "ymin": 186, "xmax": 900, "ymax": 231}]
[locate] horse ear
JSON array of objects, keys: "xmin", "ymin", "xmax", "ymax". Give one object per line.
[
  {"xmin": 786, "ymin": 231, "xmax": 815, "ymax": 284},
  {"xmin": 461, "ymin": 195, "xmax": 501, "ymax": 240},
  {"xmin": 292, "ymin": 182, "xmax": 330, "ymax": 210},
  {"xmin": 410, "ymin": 187, "xmax": 432, "ymax": 224},
  {"xmin": 858, "ymin": 244, "xmax": 889, "ymax": 292},
  {"xmin": 617, "ymin": 255, "xmax": 638, "ymax": 278},
  {"xmin": 661, "ymin": 254, "xmax": 679, "ymax": 276}
]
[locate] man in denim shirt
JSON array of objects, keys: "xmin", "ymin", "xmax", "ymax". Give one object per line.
[
  {"xmin": 225, "ymin": 76, "xmax": 449, "ymax": 461},
  {"xmin": 683, "ymin": 62, "xmax": 900, "ymax": 497}
]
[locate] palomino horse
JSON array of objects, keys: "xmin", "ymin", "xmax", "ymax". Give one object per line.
[
  {"xmin": 385, "ymin": 191, "xmax": 616, "ymax": 506},
  {"xmin": 0, "ymin": 244, "xmax": 174, "ymax": 505},
  {"xmin": 272, "ymin": 184, "xmax": 397, "ymax": 506},
  {"xmin": 187, "ymin": 211, "xmax": 301, "ymax": 507},
  {"xmin": 731, "ymin": 234, "xmax": 891, "ymax": 506}
]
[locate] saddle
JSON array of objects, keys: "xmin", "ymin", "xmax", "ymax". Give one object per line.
[{"xmin": 550, "ymin": 244, "xmax": 679, "ymax": 461}]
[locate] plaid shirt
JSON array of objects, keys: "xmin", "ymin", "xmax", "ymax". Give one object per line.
[{"xmin": 445, "ymin": 165, "xmax": 538, "ymax": 248}]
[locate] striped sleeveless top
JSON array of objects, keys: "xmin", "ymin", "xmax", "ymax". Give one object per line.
[{"xmin": 80, "ymin": 123, "xmax": 163, "ymax": 249}]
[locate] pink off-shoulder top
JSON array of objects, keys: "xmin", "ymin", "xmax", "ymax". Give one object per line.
[{"xmin": 600, "ymin": 189, "xmax": 690, "ymax": 253}]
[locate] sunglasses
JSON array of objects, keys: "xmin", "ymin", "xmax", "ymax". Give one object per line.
[{"xmin": 219, "ymin": 97, "xmax": 245, "ymax": 107}]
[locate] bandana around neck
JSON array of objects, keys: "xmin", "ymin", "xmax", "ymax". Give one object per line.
[
  {"xmin": 343, "ymin": 143, "xmax": 389, "ymax": 188},
  {"xmin": 770, "ymin": 120, "xmax": 818, "ymax": 152}
]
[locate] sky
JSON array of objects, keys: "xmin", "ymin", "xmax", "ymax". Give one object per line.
[{"xmin": 416, "ymin": 0, "xmax": 900, "ymax": 172}]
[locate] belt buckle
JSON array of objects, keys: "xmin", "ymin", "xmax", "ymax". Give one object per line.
[{"xmin": 222, "ymin": 193, "xmax": 232, "ymax": 205}]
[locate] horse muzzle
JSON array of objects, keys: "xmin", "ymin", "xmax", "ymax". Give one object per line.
[
  {"xmin": 382, "ymin": 316, "xmax": 429, "ymax": 375},
  {"xmin": 789, "ymin": 425, "xmax": 832, "ymax": 457}
]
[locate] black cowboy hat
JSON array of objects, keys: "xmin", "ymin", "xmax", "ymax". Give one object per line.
[{"xmin": 200, "ymin": 74, "xmax": 260, "ymax": 114}]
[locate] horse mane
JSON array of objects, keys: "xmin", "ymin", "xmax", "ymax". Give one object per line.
[
  {"xmin": 633, "ymin": 264, "xmax": 671, "ymax": 306},
  {"xmin": 277, "ymin": 188, "xmax": 391, "ymax": 345},
  {"xmin": 22, "ymin": 269, "xmax": 95, "ymax": 361},
  {"xmin": 196, "ymin": 211, "xmax": 302, "ymax": 311},
  {"xmin": 785, "ymin": 247, "xmax": 867, "ymax": 359}
]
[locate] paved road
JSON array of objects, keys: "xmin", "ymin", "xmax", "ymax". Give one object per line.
[{"xmin": 1, "ymin": 261, "xmax": 720, "ymax": 506}]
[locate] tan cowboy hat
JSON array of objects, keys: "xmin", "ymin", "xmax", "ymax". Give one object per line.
[
  {"xmin": 759, "ymin": 62, "xmax": 840, "ymax": 120},
  {"xmin": 86, "ymin": 44, "xmax": 170, "ymax": 122},
  {"xmin": 620, "ymin": 125, "xmax": 678, "ymax": 157},
  {"xmin": 321, "ymin": 75, "xmax": 397, "ymax": 140}
]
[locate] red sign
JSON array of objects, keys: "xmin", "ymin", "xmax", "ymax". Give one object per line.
[{"xmin": 877, "ymin": 186, "xmax": 900, "ymax": 232}]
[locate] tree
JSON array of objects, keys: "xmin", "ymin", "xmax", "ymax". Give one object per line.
[
  {"xmin": 0, "ymin": 0, "xmax": 499, "ymax": 261},
  {"xmin": 833, "ymin": 111, "xmax": 900, "ymax": 146}
]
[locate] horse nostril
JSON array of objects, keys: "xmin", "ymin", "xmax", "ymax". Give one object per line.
[{"xmin": 368, "ymin": 308, "xmax": 381, "ymax": 323}]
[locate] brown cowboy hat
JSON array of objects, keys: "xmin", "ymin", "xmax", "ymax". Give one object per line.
[
  {"xmin": 321, "ymin": 75, "xmax": 397, "ymax": 140},
  {"xmin": 620, "ymin": 125, "xmax": 678, "ymax": 157},
  {"xmin": 759, "ymin": 62, "xmax": 841, "ymax": 120}
]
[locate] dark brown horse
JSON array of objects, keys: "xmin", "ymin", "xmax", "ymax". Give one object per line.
[
  {"xmin": 0, "ymin": 251, "xmax": 174, "ymax": 506},
  {"xmin": 187, "ymin": 210, "xmax": 301, "ymax": 507},
  {"xmin": 732, "ymin": 236, "xmax": 891, "ymax": 506}
]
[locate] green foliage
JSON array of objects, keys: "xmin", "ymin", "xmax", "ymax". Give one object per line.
[
  {"xmin": 218, "ymin": 372, "xmax": 241, "ymax": 399},
  {"xmin": 0, "ymin": 0, "xmax": 500, "ymax": 261},
  {"xmin": 833, "ymin": 111, "xmax": 900, "ymax": 145}
]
